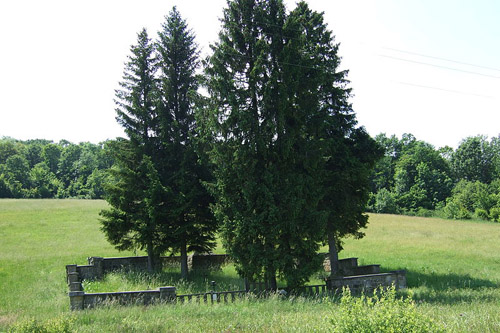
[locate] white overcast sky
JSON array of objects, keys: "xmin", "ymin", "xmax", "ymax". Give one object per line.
[{"xmin": 0, "ymin": 0, "xmax": 499, "ymax": 148}]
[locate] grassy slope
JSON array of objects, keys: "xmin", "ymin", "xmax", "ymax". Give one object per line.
[{"xmin": 1, "ymin": 200, "xmax": 499, "ymax": 332}]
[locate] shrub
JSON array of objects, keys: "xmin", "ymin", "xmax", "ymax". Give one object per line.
[
  {"xmin": 330, "ymin": 286, "xmax": 447, "ymax": 333},
  {"xmin": 443, "ymin": 198, "xmax": 471, "ymax": 220},
  {"xmin": 489, "ymin": 207, "xmax": 500, "ymax": 222},
  {"xmin": 475, "ymin": 208, "xmax": 490, "ymax": 221},
  {"xmin": 373, "ymin": 188, "xmax": 399, "ymax": 214}
]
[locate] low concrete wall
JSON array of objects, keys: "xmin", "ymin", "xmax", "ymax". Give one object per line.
[
  {"xmin": 321, "ymin": 255, "xmax": 381, "ymax": 276},
  {"xmin": 69, "ymin": 286, "xmax": 176, "ymax": 310},
  {"xmin": 326, "ymin": 270, "xmax": 407, "ymax": 294},
  {"xmin": 67, "ymin": 254, "xmax": 231, "ymax": 283},
  {"xmin": 66, "ymin": 254, "xmax": 406, "ymax": 310}
]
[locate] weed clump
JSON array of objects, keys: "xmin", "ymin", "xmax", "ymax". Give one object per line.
[
  {"xmin": 8, "ymin": 316, "xmax": 74, "ymax": 333},
  {"xmin": 331, "ymin": 286, "xmax": 447, "ymax": 333}
]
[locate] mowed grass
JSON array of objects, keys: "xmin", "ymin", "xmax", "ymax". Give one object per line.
[{"xmin": 1, "ymin": 200, "xmax": 500, "ymax": 332}]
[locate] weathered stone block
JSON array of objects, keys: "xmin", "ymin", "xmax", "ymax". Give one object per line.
[
  {"xmin": 69, "ymin": 291, "xmax": 85, "ymax": 310},
  {"xmin": 159, "ymin": 286, "xmax": 176, "ymax": 302},
  {"xmin": 69, "ymin": 282, "xmax": 83, "ymax": 292}
]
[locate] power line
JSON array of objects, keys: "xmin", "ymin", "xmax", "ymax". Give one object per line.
[
  {"xmin": 379, "ymin": 54, "xmax": 500, "ymax": 79},
  {"xmin": 394, "ymin": 81, "xmax": 496, "ymax": 99},
  {"xmin": 382, "ymin": 47, "xmax": 500, "ymax": 73}
]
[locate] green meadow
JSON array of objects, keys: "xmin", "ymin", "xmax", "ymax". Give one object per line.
[{"xmin": 1, "ymin": 199, "xmax": 500, "ymax": 332}]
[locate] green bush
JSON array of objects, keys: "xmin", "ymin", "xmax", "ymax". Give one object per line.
[
  {"xmin": 330, "ymin": 286, "xmax": 446, "ymax": 333},
  {"xmin": 489, "ymin": 207, "xmax": 500, "ymax": 222},
  {"xmin": 443, "ymin": 198, "xmax": 471, "ymax": 220},
  {"xmin": 373, "ymin": 188, "xmax": 399, "ymax": 214},
  {"xmin": 475, "ymin": 208, "xmax": 490, "ymax": 220}
]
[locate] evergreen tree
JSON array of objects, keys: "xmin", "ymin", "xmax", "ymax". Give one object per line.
[
  {"xmin": 101, "ymin": 12, "xmax": 215, "ymax": 275},
  {"xmin": 156, "ymin": 7, "xmax": 216, "ymax": 279},
  {"xmin": 204, "ymin": 0, "xmax": 381, "ymax": 286},
  {"xmin": 101, "ymin": 140, "xmax": 171, "ymax": 272},
  {"xmin": 288, "ymin": 2, "xmax": 382, "ymax": 276},
  {"xmin": 204, "ymin": 0, "xmax": 333, "ymax": 288},
  {"xmin": 100, "ymin": 28, "xmax": 165, "ymax": 271}
]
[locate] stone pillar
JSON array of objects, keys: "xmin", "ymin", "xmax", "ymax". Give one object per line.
[
  {"xmin": 69, "ymin": 291, "xmax": 85, "ymax": 310},
  {"xmin": 88, "ymin": 257, "xmax": 104, "ymax": 279},
  {"xmin": 67, "ymin": 271, "xmax": 79, "ymax": 283},
  {"xmin": 391, "ymin": 270, "xmax": 407, "ymax": 290},
  {"xmin": 69, "ymin": 282, "xmax": 83, "ymax": 292},
  {"xmin": 66, "ymin": 265, "xmax": 78, "ymax": 285},
  {"xmin": 159, "ymin": 286, "xmax": 176, "ymax": 303}
]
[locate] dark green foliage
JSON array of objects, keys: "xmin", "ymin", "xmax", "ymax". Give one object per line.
[
  {"xmin": 41, "ymin": 144, "xmax": 62, "ymax": 174},
  {"xmin": 368, "ymin": 134, "xmax": 455, "ymax": 216},
  {"xmin": 101, "ymin": 9, "xmax": 216, "ymax": 273},
  {"xmin": 101, "ymin": 28, "xmax": 165, "ymax": 271},
  {"xmin": 368, "ymin": 134, "xmax": 500, "ymax": 221},
  {"xmin": 204, "ymin": 0, "xmax": 323, "ymax": 288},
  {"xmin": 203, "ymin": 0, "xmax": 380, "ymax": 287},
  {"xmin": 156, "ymin": 7, "xmax": 217, "ymax": 278},
  {"xmin": 393, "ymin": 141, "xmax": 453, "ymax": 211},
  {"xmin": 101, "ymin": 140, "xmax": 171, "ymax": 270}
]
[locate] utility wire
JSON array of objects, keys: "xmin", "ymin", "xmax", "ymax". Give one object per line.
[
  {"xmin": 379, "ymin": 54, "xmax": 500, "ymax": 79},
  {"xmin": 394, "ymin": 81, "xmax": 497, "ymax": 99},
  {"xmin": 382, "ymin": 47, "xmax": 500, "ymax": 73}
]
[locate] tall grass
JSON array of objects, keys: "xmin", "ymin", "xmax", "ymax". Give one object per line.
[{"xmin": 1, "ymin": 200, "xmax": 500, "ymax": 331}]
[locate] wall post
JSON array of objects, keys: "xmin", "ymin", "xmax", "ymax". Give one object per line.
[
  {"xmin": 159, "ymin": 286, "xmax": 176, "ymax": 303},
  {"xmin": 69, "ymin": 291, "xmax": 85, "ymax": 310},
  {"xmin": 88, "ymin": 256, "xmax": 104, "ymax": 279}
]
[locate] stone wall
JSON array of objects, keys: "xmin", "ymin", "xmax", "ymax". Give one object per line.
[
  {"xmin": 66, "ymin": 254, "xmax": 231, "ymax": 282},
  {"xmin": 68, "ymin": 287, "xmax": 176, "ymax": 310},
  {"xmin": 66, "ymin": 254, "xmax": 406, "ymax": 310},
  {"xmin": 321, "ymin": 254, "xmax": 381, "ymax": 276},
  {"xmin": 326, "ymin": 270, "xmax": 407, "ymax": 294}
]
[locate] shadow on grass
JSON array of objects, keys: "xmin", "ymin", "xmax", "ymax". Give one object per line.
[{"xmin": 380, "ymin": 266, "xmax": 500, "ymax": 305}]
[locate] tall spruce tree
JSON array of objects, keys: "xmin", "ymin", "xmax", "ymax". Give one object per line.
[
  {"xmin": 156, "ymin": 7, "xmax": 216, "ymax": 279},
  {"xmin": 287, "ymin": 3, "xmax": 383, "ymax": 276},
  {"xmin": 204, "ymin": 0, "xmax": 332, "ymax": 289},
  {"xmin": 204, "ymin": 0, "xmax": 380, "ymax": 287},
  {"xmin": 100, "ymin": 29, "xmax": 167, "ymax": 272}
]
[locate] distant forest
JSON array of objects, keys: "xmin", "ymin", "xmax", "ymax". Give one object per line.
[{"xmin": 2, "ymin": 133, "xmax": 500, "ymax": 222}]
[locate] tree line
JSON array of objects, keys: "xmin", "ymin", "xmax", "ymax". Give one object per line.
[
  {"xmin": 3, "ymin": 132, "xmax": 499, "ymax": 224},
  {"xmin": 0, "ymin": 138, "xmax": 112, "ymax": 199},
  {"xmin": 368, "ymin": 133, "xmax": 500, "ymax": 222}
]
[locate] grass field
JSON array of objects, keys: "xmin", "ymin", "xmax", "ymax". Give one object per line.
[{"xmin": 1, "ymin": 199, "xmax": 499, "ymax": 332}]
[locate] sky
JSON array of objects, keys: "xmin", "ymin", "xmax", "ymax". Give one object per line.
[{"xmin": 0, "ymin": 0, "xmax": 499, "ymax": 149}]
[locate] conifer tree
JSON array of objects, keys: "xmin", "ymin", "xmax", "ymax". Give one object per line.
[
  {"xmin": 100, "ymin": 29, "xmax": 166, "ymax": 272},
  {"xmin": 156, "ymin": 7, "xmax": 217, "ymax": 279},
  {"xmin": 205, "ymin": 0, "xmax": 329, "ymax": 289},
  {"xmin": 204, "ymin": 0, "xmax": 381, "ymax": 286},
  {"xmin": 102, "ymin": 9, "xmax": 216, "ymax": 276}
]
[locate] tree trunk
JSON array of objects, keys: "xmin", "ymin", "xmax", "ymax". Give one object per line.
[
  {"xmin": 147, "ymin": 241, "xmax": 155, "ymax": 273},
  {"xmin": 269, "ymin": 275, "xmax": 277, "ymax": 291},
  {"xmin": 266, "ymin": 268, "xmax": 278, "ymax": 291},
  {"xmin": 180, "ymin": 240, "xmax": 188, "ymax": 279},
  {"xmin": 327, "ymin": 221, "xmax": 340, "ymax": 278}
]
